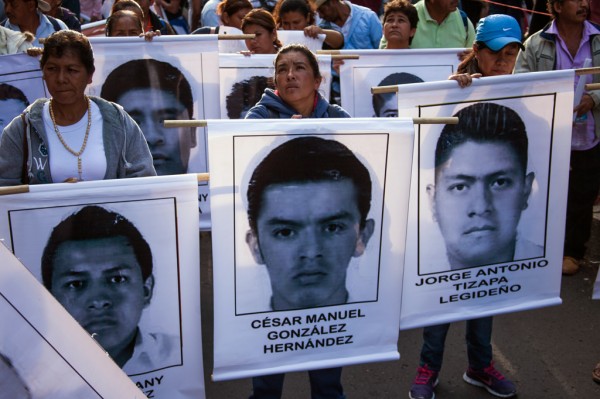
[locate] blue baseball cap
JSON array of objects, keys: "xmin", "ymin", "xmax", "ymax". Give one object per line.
[{"xmin": 475, "ymin": 14, "xmax": 524, "ymax": 51}]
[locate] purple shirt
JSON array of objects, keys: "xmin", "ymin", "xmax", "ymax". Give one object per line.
[{"xmin": 548, "ymin": 20, "xmax": 600, "ymax": 150}]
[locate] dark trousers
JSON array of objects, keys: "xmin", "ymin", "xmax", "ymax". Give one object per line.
[
  {"xmin": 419, "ymin": 317, "xmax": 493, "ymax": 371},
  {"xmin": 249, "ymin": 368, "xmax": 345, "ymax": 399},
  {"xmin": 564, "ymin": 143, "xmax": 600, "ymax": 260}
]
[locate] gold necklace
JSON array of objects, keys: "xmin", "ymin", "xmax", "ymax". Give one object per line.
[{"xmin": 49, "ymin": 96, "xmax": 92, "ymax": 181}]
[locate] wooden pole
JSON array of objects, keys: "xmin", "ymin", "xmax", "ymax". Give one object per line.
[
  {"xmin": 217, "ymin": 34, "xmax": 254, "ymax": 40},
  {"xmin": 371, "ymin": 85, "xmax": 398, "ymax": 94},
  {"xmin": 164, "ymin": 117, "xmax": 457, "ymax": 127},
  {"xmin": 0, "ymin": 185, "xmax": 30, "ymax": 195},
  {"xmin": 575, "ymin": 67, "xmax": 600, "ymax": 76}
]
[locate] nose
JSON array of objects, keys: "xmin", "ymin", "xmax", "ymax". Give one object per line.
[
  {"xmin": 142, "ymin": 119, "xmax": 164, "ymax": 146},
  {"xmin": 467, "ymin": 183, "xmax": 493, "ymax": 217},
  {"xmin": 86, "ymin": 285, "xmax": 112, "ymax": 310},
  {"xmin": 299, "ymin": 229, "xmax": 323, "ymax": 260}
]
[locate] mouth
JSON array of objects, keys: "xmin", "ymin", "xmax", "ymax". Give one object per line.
[
  {"xmin": 84, "ymin": 318, "xmax": 118, "ymax": 333},
  {"xmin": 294, "ymin": 271, "xmax": 327, "ymax": 285},
  {"xmin": 464, "ymin": 225, "xmax": 495, "ymax": 235}
]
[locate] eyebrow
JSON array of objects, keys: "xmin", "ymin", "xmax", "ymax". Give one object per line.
[
  {"xmin": 440, "ymin": 169, "xmax": 521, "ymax": 182},
  {"xmin": 54, "ymin": 265, "xmax": 135, "ymax": 278},
  {"xmin": 263, "ymin": 211, "xmax": 356, "ymax": 227}
]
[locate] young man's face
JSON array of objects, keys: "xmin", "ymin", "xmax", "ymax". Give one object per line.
[
  {"xmin": 374, "ymin": 93, "xmax": 398, "ymax": 117},
  {"xmin": 0, "ymin": 99, "xmax": 28, "ymax": 132},
  {"xmin": 117, "ymin": 88, "xmax": 196, "ymax": 176},
  {"xmin": 427, "ymin": 141, "xmax": 534, "ymax": 269},
  {"xmin": 49, "ymin": 236, "xmax": 153, "ymax": 364},
  {"xmin": 246, "ymin": 179, "xmax": 374, "ymax": 311}
]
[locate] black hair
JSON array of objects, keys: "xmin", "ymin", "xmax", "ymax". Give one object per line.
[
  {"xmin": 41, "ymin": 30, "xmax": 95, "ymax": 75},
  {"xmin": 0, "ymin": 83, "xmax": 29, "ymax": 107},
  {"xmin": 226, "ymin": 75, "xmax": 274, "ymax": 119},
  {"xmin": 100, "ymin": 59, "xmax": 194, "ymax": 118},
  {"xmin": 274, "ymin": 43, "xmax": 322, "ymax": 86},
  {"xmin": 41, "ymin": 205, "xmax": 153, "ymax": 289},
  {"xmin": 435, "ymin": 102, "xmax": 528, "ymax": 173},
  {"xmin": 247, "ymin": 136, "xmax": 372, "ymax": 232},
  {"xmin": 373, "ymin": 72, "xmax": 423, "ymax": 116}
]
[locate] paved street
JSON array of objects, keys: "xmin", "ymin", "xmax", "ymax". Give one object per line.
[{"xmin": 199, "ymin": 217, "xmax": 600, "ymax": 398}]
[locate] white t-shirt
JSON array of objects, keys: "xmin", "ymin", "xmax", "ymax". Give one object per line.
[{"xmin": 44, "ymin": 100, "xmax": 107, "ymax": 182}]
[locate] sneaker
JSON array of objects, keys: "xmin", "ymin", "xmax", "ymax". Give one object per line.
[
  {"xmin": 593, "ymin": 362, "xmax": 600, "ymax": 384},
  {"xmin": 463, "ymin": 363, "xmax": 516, "ymax": 398},
  {"xmin": 562, "ymin": 256, "xmax": 580, "ymax": 275},
  {"xmin": 409, "ymin": 365, "xmax": 439, "ymax": 399}
]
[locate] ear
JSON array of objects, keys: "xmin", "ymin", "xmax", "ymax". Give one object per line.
[
  {"xmin": 426, "ymin": 183, "xmax": 437, "ymax": 222},
  {"xmin": 313, "ymin": 76, "xmax": 322, "ymax": 91},
  {"xmin": 521, "ymin": 172, "xmax": 535, "ymax": 210},
  {"xmin": 409, "ymin": 27, "xmax": 416, "ymax": 38},
  {"xmin": 142, "ymin": 274, "xmax": 155, "ymax": 307},
  {"xmin": 87, "ymin": 71, "xmax": 94, "ymax": 85},
  {"xmin": 189, "ymin": 128, "xmax": 197, "ymax": 148},
  {"xmin": 246, "ymin": 229, "xmax": 265, "ymax": 264},
  {"xmin": 353, "ymin": 219, "xmax": 375, "ymax": 257}
]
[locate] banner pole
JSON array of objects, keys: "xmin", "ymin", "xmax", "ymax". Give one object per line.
[
  {"xmin": 217, "ymin": 34, "xmax": 255, "ymax": 40},
  {"xmin": 0, "ymin": 185, "xmax": 30, "ymax": 195},
  {"xmin": 371, "ymin": 85, "xmax": 398, "ymax": 94}
]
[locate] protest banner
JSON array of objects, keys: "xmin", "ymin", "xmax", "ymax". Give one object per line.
[
  {"xmin": 0, "ymin": 174, "xmax": 204, "ymax": 398},
  {"xmin": 338, "ymin": 48, "xmax": 462, "ymax": 117},
  {"xmin": 207, "ymin": 118, "xmax": 414, "ymax": 380},
  {"xmin": 87, "ymin": 35, "xmax": 220, "ymax": 229},
  {"xmin": 219, "ymin": 53, "xmax": 332, "ymax": 119},
  {"xmin": 0, "ymin": 243, "xmax": 145, "ymax": 398},
  {"xmin": 394, "ymin": 71, "xmax": 573, "ymax": 329},
  {"xmin": 0, "ymin": 53, "xmax": 47, "ymax": 131}
]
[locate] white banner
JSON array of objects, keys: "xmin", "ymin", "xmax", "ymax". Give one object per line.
[
  {"xmin": 0, "ymin": 53, "xmax": 48, "ymax": 132},
  {"xmin": 88, "ymin": 36, "xmax": 221, "ymax": 229},
  {"xmin": 208, "ymin": 118, "xmax": 414, "ymax": 380},
  {"xmin": 0, "ymin": 175, "xmax": 204, "ymax": 398},
  {"xmin": 219, "ymin": 53, "xmax": 332, "ymax": 119},
  {"xmin": 277, "ymin": 30, "xmax": 325, "ymax": 52},
  {"xmin": 395, "ymin": 71, "xmax": 573, "ymax": 329},
  {"xmin": 0, "ymin": 243, "xmax": 145, "ymax": 398},
  {"xmin": 338, "ymin": 48, "xmax": 463, "ymax": 117}
]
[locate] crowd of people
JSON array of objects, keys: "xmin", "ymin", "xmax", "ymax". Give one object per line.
[{"xmin": 1, "ymin": 0, "xmax": 600, "ymax": 397}]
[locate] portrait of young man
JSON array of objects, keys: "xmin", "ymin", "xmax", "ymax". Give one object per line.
[
  {"xmin": 100, "ymin": 59, "xmax": 197, "ymax": 176},
  {"xmin": 243, "ymin": 136, "xmax": 376, "ymax": 312},
  {"xmin": 40, "ymin": 205, "xmax": 180, "ymax": 375},
  {"xmin": 422, "ymin": 102, "xmax": 544, "ymax": 272},
  {"xmin": 0, "ymin": 83, "xmax": 29, "ymax": 132},
  {"xmin": 372, "ymin": 72, "xmax": 423, "ymax": 118}
]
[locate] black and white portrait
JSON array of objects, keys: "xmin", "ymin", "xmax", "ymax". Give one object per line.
[
  {"xmin": 419, "ymin": 101, "xmax": 549, "ymax": 274},
  {"xmin": 7, "ymin": 199, "xmax": 183, "ymax": 376},
  {"xmin": 233, "ymin": 133, "xmax": 388, "ymax": 314}
]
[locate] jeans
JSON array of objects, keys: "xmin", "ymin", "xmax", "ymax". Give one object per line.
[
  {"xmin": 419, "ymin": 317, "xmax": 493, "ymax": 371},
  {"xmin": 564, "ymin": 143, "xmax": 600, "ymax": 259},
  {"xmin": 249, "ymin": 367, "xmax": 345, "ymax": 399}
]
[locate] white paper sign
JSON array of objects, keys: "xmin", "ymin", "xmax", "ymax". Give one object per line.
[
  {"xmin": 87, "ymin": 36, "xmax": 220, "ymax": 229},
  {"xmin": 395, "ymin": 71, "xmax": 573, "ymax": 329},
  {"xmin": 339, "ymin": 48, "xmax": 463, "ymax": 117},
  {"xmin": 208, "ymin": 118, "xmax": 414, "ymax": 381},
  {"xmin": 0, "ymin": 175, "xmax": 205, "ymax": 398}
]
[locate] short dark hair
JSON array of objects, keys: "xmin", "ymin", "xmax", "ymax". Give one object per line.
[
  {"xmin": 0, "ymin": 83, "xmax": 29, "ymax": 107},
  {"xmin": 273, "ymin": 0, "xmax": 316, "ymax": 27},
  {"xmin": 100, "ymin": 59, "xmax": 194, "ymax": 118},
  {"xmin": 41, "ymin": 205, "xmax": 153, "ymax": 289},
  {"xmin": 274, "ymin": 44, "xmax": 322, "ymax": 85},
  {"xmin": 373, "ymin": 72, "xmax": 423, "ymax": 116},
  {"xmin": 111, "ymin": 0, "xmax": 145, "ymax": 19},
  {"xmin": 226, "ymin": 75, "xmax": 274, "ymax": 118},
  {"xmin": 247, "ymin": 136, "xmax": 372, "ymax": 232},
  {"xmin": 383, "ymin": 0, "xmax": 418, "ymax": 30},
  {"xmin": 41, "ymin": 30, "xmax": 95, "ymax": 75},
  {"xmin": 435, "ymin": 102, "xmax": 528, "ymax": 173},
  {"xmin": 546, "ymin": 0, "xmax": 560, "ymax": 18},
  {"xmin": 105, "ymin": 10, "xmax": 143, "ymax": 36}
]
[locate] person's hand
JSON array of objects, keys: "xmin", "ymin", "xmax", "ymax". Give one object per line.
[
  {"xmin": 574, "ymin": 93, "xmax": 596, "ymax": 117},
  {"xmin": 141, "ymin": 30, "xmax": 161, "ymax": 41},
  {"xmin": 303, "ymin": 25, "xmax": 322, "ymax": 39},
  {"xmin": 332, "ymin": 58, "xmax": 344, "ymax": 74},
  {"xmin": 26, "ymin": 47, "xmax": 43, "ymax": 57},
  {"xmin": 291, "ymin": 114, "xmax": 303, "ymax": 119},
  {"xmin": 449, "ymin": 73, "xmax": 482, "ymax": 88},
  {"xmin": 240, "ymin": 50, "xmax": 253, "ymax": 56},
  {"xmin": 457, "ymin": 48, "xmax": 473, "ymax": 61}
]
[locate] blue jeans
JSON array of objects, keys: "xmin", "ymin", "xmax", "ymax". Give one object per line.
[
  {"xmin": 249, "ymin": 367, "xmax": 345, "ymax": 399},
  {"xmin": 419, "ymin": 317, "xmax": 493, "ymax": 371}
]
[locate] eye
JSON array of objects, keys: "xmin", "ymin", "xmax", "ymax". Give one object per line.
[
  {"xmin": 109, "ymin": 275, "xmax": 128, "ymax": 284},
  {"xmin": 449, "ymin": 183, "xmax": 468, "ymax": 193},
  {"xmin": 491, "ymin": 178, "xmax": 512, "ymax": 189},
  {"xmin": 63, "ymin": 279, "xmax": 85, "ymax": 290},
  {"xmin": 324, "ymin": 223, "xmax": 346, "ymax": 233},
  {"xmin": 273, "ymin": 227, "xmax": 295, "ymax": 238}
]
